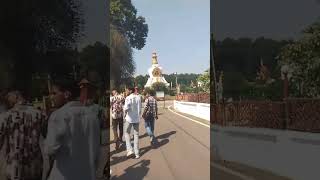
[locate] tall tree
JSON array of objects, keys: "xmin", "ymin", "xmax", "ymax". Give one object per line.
[
  {"xmin": 79, "ymin": 42, "xmax": 108, "ymax": 88},
  {"xmin": 135, "ymin": 75, "xmax": 148, "ymax": 89},
  {"xmin": 110, "ymin": 27, "xmax": 135, "ymax": 87},
  {"xmin": 110, "ymin": 0, "xmax": 148, "ymax": 50},
  {"xmin": 279, "ymin": 20, "xmax": 320, "ymax": 97},
  {"xmin": 110, "ymin": 0, "xmax": 149, "ymax": 89},
  {"xmin": 214, "ymin": 37, "xmax": 290, "ymax": 81},
  {"xmin": 197, "ymin": 70, "xmax": 210, "ymax": 93},
  {"xmin": 151, "ymin": 82, "xmax": 168, "ymax": 93},
  {"xmin": 0, "ymin": 0, "xmax": 83, "ymax": 95}
]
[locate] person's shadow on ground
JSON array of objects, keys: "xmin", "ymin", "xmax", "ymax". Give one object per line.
[
  {"xmin": 112, "ymin": 160, "xmax": 151, "ymax": 180},
  {"xmin": 139, "ymin": 130, "xmax": 176, "ymax": 156},
  {"xmin": 157, "ymin": 131, "xmax": 176, "ymax": 140},
  {"xmin": 110, "ymin": 131, "xmax": 176, "ymax": 166},
  {"xmin": 109, "ymin": 132, "xmax": 153, "ymax": 156}
]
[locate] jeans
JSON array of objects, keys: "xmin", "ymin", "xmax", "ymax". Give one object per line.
[
  {"xmin": 124, "ymin": 122, "xmax": 139, "ymax": 155},
  {"xmin": 112, "ymin": 118, "xmax": 124, "ymax": 142},
  {"xmin": 144, "ymin": 118, "xmax": 155, "ymax": 138}
]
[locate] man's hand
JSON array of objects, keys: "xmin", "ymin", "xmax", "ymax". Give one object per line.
[{"xmin": 155, "ymin": 115, "xmax": 158, "ymax": 120}]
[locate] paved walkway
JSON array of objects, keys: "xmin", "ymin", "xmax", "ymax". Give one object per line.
[
  {"xmin": 212, "ymin": 160, "xmax": 291, "ymax": 180},
  {"xmin": 106, "ymin": 102, "xmax": 291, "ymax": 180},
  {"xmin": 109, "ymin": 106, "xmax": 210, "ymax": 180}
]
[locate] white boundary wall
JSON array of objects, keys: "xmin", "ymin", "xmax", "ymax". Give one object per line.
[
  {"xmin": 173, "ymin": 100, "xmax": 210, "ymax": 121},
  {"xmin": 212, "ymin": 125, "xmax": 320, "ymax": 180}
]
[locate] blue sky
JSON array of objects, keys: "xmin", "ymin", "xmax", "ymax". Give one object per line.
[{"xmin": 132, "ymin": 0, "xmax": 210, "ymax": 76}]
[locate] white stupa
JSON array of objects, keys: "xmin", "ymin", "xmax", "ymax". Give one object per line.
[{"xmin": 145, "ymin": 51, "xmax": 170, "ymax": 88}]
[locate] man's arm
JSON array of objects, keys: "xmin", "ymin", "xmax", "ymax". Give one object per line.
[
  {"xmin": 44, "ymin": 112, "xmax": 69, "ymax": 179},
  {"xmin": 141, "ymin": 98, "xmax": 149, "ymax": 118},
  {"xmin": 123, "ymin": 97, "xmax": 131, "ymax": 115},
  {"xmin": 45, "ymin": 155, "xmax": 55, "ymax": 180},
  {"xmin": 44, "ymin": 112, "xmax": 68, "ymax": 156},
  {"xmin": 0, "ymin": 125, "xmax": 5, "ymax": 150},
  {"xmin": 0, "ymin": 114, "xmax": 7, "ymax": 150},
  {"xmin": 155, "ymin": 100, "xmax": 158, "ymax": 119}
]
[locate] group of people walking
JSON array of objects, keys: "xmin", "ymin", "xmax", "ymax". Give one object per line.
[
  {"xmin": 110, "ymin": 86, "xmax": 158, "ymax": 160},
  {"xmin": 0, "ymin": 79, "xmax": 105, "ymax": 180},
  {"xmin": 0, "ymin": 82, "xmax": 159, "ymax": 180}
]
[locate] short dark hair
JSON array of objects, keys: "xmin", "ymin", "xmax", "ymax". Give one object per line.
[
  {"xmin": 52, "ymin": 81, "xmax": 68, "ymax": 92},
  {"xmin": 128, "ymin": 86, "xmax": 135, "ymax": 93},
  {"xmin": 52, "ymin": 79, "xmax": 78, "ymax": 98},
  {"xmin": 150, "ymin": 89, "xmax": 156, "ymax": 96}
]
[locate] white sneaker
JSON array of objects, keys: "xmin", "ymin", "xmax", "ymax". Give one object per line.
[
  {"xmin": 110, "ymin": 169, "xmax": 112, "ymax": 175},
  {"xmin": 127, "ymin": 150, "xmax": 134, "ymax": 157},
  {"xmin": 135, "ymin": 154, "xmax": 140, "ymax": 159}
]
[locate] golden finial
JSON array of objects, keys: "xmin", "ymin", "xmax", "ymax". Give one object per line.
[{"xmin": 152, "ymin": 51, "xmax": 158, "ymax": 64}]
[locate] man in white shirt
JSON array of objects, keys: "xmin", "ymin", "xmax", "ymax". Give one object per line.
[
  {"xmin": 44, "ymin": 80, "xmax": 104, "ymax": 180},
  {"xmin": 123, "ymin": 87, "xmax": 142, "ymax": 159},
  {"xmin": 42, "ymin": 80, "xmax": 73, "ymax": 180},
  {"xmin": 45, "ymin": 103, "xmax": 103, "ymax": 180}
]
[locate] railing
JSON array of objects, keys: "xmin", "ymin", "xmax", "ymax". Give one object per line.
[
  {"xmin": 212, "ymin": 98, "xmax": 320, "ymax": 132},
  {"xmin": 174, "ymin": 101, "xmax": 210, "ymax": 121},
  {"xmin": 287, "ymin": 98, "xmax": 320, "ymax": 132},
  {"xmin": 176, "ymin": 93, "xmax": 210, "ymax": 104}
]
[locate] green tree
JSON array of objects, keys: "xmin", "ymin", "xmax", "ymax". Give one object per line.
[
  {"xmin": 110, "ymin": 0, "xmax": 149, "ymax": 89},
  {"xmin": 143, "ymin": 87, "xmax": 153, "ymax": 96},
  {"xmin": 79, "ymin": 42, "xmax": 108, "ymax": 88},
  {"xmin": 223, "ymin": 72, "xmax": 249, "ymax": 100},
  {"xmin": 110, "ymin": 0, "xmax": 148, "ymax": 50},
  {"xmin": 135, "ymin": 75, "xmax": 148, "ymax": 89},
  {"xmin": 278, "ymin": 20, "xmax": 320, "ymax": 97},
  {"xmin": 151, "ymin": 82, "xmax": 168, "ymax": 93},
  {"xmin": 110, "ymin": 28, "xmax": 135, "ymax": 87},
  {"xmin": 214, "ymin": 37, "xmax": 291, "ymax": 81},
  {"xmin": 180, "ymin": 84, "xmax": 197, "ymax": 93},
  {"xmin": 0, "ymin": 0, "xmax": 83, "ymax": 96},
  {"xmin": 162, "ymin": 73, "xmax": 200, "ymax": 88},
  {"xmin": 197, "ymin": 70, "xmax": 210, "ymax": 93}
]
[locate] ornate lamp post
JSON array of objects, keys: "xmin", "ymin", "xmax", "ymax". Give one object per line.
[
  {"xmin": 197, "ymin": 82, "xmax": 201, "ymax": 102},
  {"xmin": 217, "ymin": 71, "xmax": 224, "ymax": 102},
  {"xmin": 281, "ymin": 64, "xmax": 292, "ymax": 129},
  {"xmin": 281, "ymin": 65, "xmax": 291, "ymax": 99},
  {"xmin": 175, "ymin": 72, "xmax": 178, "ymax": 88},
  {"xmin": 175, "ymin": 72, "xmax": 178, "ymax": 94}
]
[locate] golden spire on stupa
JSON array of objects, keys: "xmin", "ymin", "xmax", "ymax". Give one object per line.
[{"xmin": 152, "ymin": 51, "xmax": 158, "ymax": 65}]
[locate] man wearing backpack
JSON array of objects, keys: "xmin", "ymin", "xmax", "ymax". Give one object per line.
[
  {"xmin": 110, "ymin": 89, "xmax": 125, "ymax": 150},
  {"xmin": 142, "ymin": 90, "xmax": 158, "ymax": 145}
]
